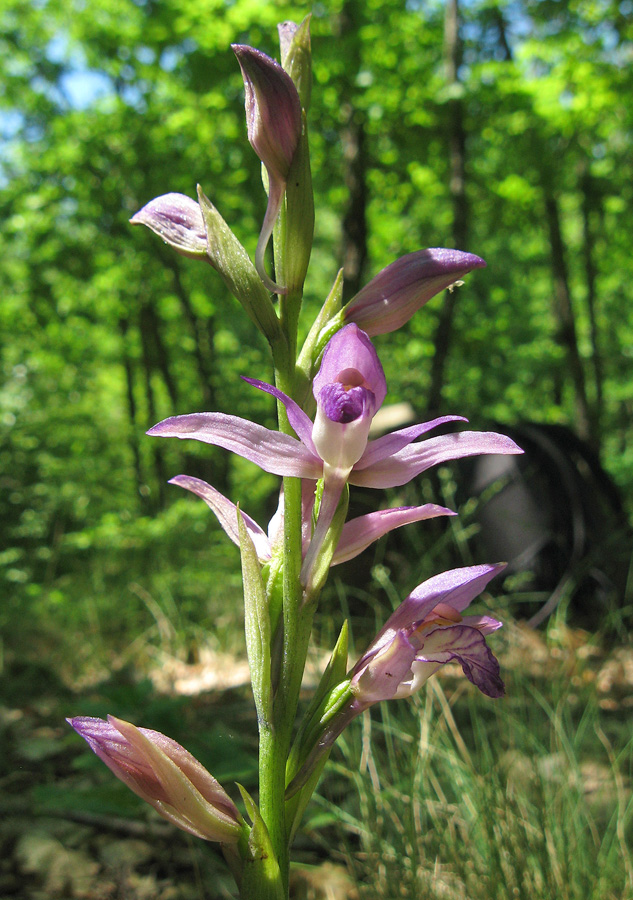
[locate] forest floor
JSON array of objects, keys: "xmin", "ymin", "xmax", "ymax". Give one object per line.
[{"xmin": 1, "ymin": 625, "xmax": 632, "ymax": 900}]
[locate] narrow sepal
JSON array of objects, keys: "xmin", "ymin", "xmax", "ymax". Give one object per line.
[
  {"xmin": 169, "ymin": 475, "xmax": 271, "ymax": 560},
  {"xmin": 147, "ymin": 412, "xmax": 322, "ymax": 479},
  {"xmin": 350, "ymin": 431, "xmax": 523, "ymax": 489},
  {"xmin": 332, "ymin": 503, "xmax": 456, "ymax": 566}
]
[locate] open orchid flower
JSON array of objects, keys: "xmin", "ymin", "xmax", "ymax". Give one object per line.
[
  {"xmin": 233, "ymin": 44, "xmax": 302, "ymax": 294},
  {"xmin": 148, "ymin": 324, "xmax": 522, "ymax": 588},
  {"xmin": 349, "ymin": 563, "xmax": 505, "ymax": 701},
  {"xmin": 286, "ymin": 563, "xmax": 505, "ymax": 796},
  {"xmin": 67, "ymin": 716, "xmax": 243, "ymax": 843},
  {"xmin": 169, "ymin": 473, "xmax": 455, "ymax": 567}
]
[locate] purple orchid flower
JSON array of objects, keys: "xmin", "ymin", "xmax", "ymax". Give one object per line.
[
  {"xmin": 349, "ymin": 562, "xmax": 505, "ymax": 702},
  {"xmin": 148, "ymin": 324, "xmax": 522, "ymax": 588},
  {"xmin": 67, "ymin": 716, "xmax": 243, "ymax": 842},
  {"xmin": 286, "ymin": 563, "xmax": 505, "ymax": 796}
]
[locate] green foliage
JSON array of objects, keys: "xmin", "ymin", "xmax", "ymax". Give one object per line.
[
  {"xmin": 313, "ymin": 634, "xmax": 633, "ymax": 899},
  {"xmin": 1, "ymin": 0, "xmax": 632, "ymax": 666}
]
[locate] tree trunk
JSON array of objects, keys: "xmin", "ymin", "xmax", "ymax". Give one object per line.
[
  {"xmin": 118, "ymin": 317, "xmax": 147, "ymax": 508},
  {"xmin": 580, "ymin": 166, "xmax": 604, "ymax": 425},
  {"xmin": 426, "ymin": 0, "xmax": 468, "ymax": 416},
  {"xmin": 543, "ymin": 189, "xmax": 595, "ymax": 445},
  {"xmin": 158, "ymin": 251, "xmax": 215, "ymax": 410},
  {"xmin": 139, "ymin": 305, "xmax": 167, "ymax": 508},
  {"xmin": 139, "ymin": 301, "xmax": 179, "ymax": 410},
  {"xmin": 159, "ymin": 253, "xmax": 231, "ymax": 493}
]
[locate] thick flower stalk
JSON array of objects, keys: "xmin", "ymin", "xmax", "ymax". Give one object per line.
[{"xmin": 67, "ymin": 716, "xmax": 244, "ymax": 843}]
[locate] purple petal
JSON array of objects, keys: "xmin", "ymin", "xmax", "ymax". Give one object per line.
[
  {"xmin": 332, "ymin": 503, "xmax": 455, "ymax": 566},
  {"xmin": 169, "ymin": 475, "xmax": 271, "ymax": 560},
  {"xmin": 313, "ymin": 324, "xmax": 387, "ymax": 410},
  {"xmin": 241, "ymin": 377, "xmax": 317, "ymax": 454},
  {"xmin": 343, "ymin": 249, "xmax": 487, "ymax": 336},
  {"xmin": 371, "ymin": 564, "xmax": 505, "ymax": 649},
  {"xmin": 130, "ymin": 193, "xmax": 208, "ymax": 259},
  {"xmin": 355, "ymin": 415, "xmax": 468, "ymax": 470},
  {"xmin": 406, "ymin": 563, "xmax": 506, "ymax": 616},
  {"xmin": 350, "ymin": 431, "xmax": 523, "ymax": 489},
  {"xmin": 147, "ymin": 413, "xmax": 322, "ymax": 479},
  {"xmin": 351, "ymin": 630, "xmax": 418, "ymax": 703},
  {"xmin": 415, "ymin": 625, "xmax": 505, "ymax": 697}
]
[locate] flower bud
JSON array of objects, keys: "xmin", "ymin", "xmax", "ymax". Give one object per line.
[
  {"xmin": 232, "ymin": 45, "xmax": 302, "ymax": 181},
  {"xmin": 343, "ymin": 248, "xmax": 487, "ymax": 336},
  {"xmin": 130, "ymin": 193, "xmax": 208, "ymax": 259},
  {"xmin": 67, "ymin": 715, "xmax": 243, "ymax": 843},
  {"xmin": 232, "ymin": 44, "xmax": 303, "ymax": 294}
]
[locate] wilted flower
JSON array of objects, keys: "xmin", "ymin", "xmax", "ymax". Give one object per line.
[
  {"xmin": 233, "ymin": 44, "xmax": 303, "ymax": 294},
  {"xmin": 287, "ymin": 564, "xmax": 505, "ymax": 796},
  {"xmin": 67, "ymin": 716, "xmax": 243, "ymax": 843},
  {"xmin": 148, "ymin": 324, "xmax": 521, "ymax": 588},
  {"xmin": 343, "ymin": 248, "xmax": 487, "ymax": 336}
]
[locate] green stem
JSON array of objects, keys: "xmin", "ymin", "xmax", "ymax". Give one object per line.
[{"xmin": 249, "ymin": 320, "xmax": 308, "ymax": 899}]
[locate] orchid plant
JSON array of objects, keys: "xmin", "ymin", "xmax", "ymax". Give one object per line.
[{"xmin": 68, "ymin": 18, "xmax": 522, "ymax": 900}]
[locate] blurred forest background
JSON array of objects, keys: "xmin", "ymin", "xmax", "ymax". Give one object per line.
[{"xmin": 1, "ymin": 0, "xmax": 632, "ymax": 898}]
